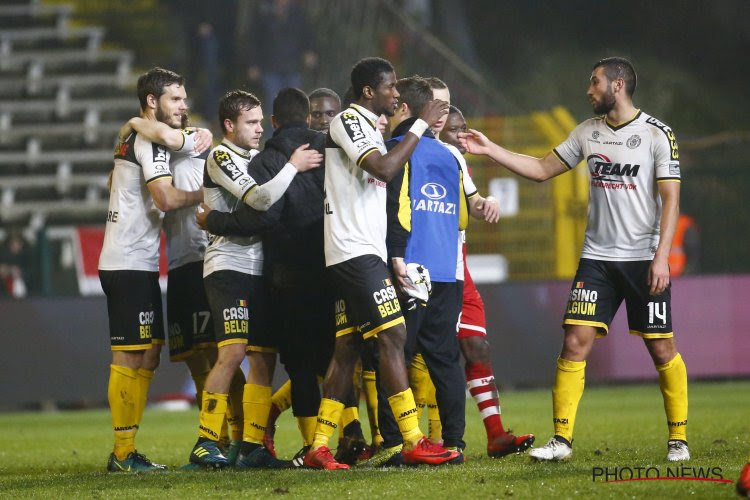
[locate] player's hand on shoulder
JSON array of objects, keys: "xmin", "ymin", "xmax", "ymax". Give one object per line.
[
  {"xmin": 195, "ymin": 202, "xmax": 211, "ymax": 230},
  {"xmin": 192, "ymin": 128, "xmax": 213, "ymax": 154},
  {"xmin": 419, "ymin": 99, "xmax": 450, "ymax": 129},
  {"xmin": 459, "ymin": 129, "xmax": 491, "ymax": 155},
  {"xmin": 289, "ymin": 143, "xmax": 323, "ymax": 172},
  {"xmin": 648, "ymin": 256, "xmax": 670, "ymax": 296}
]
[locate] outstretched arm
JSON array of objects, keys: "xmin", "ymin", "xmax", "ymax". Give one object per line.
[
  {"xmin": 124, "ymin": 117, "xmax": 213, "ymax": 153},
  {"xmin": 360, "ymin": 99, "xmax": 450, "ymax": 182},
  {"xmin": 459, "ymin": 129, "xmax": 568, "ymax": 182}
]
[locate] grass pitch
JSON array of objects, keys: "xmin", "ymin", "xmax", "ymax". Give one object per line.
[{"xmin": 1, "ymin": 381, "xmax": 747, "ymax": 498}]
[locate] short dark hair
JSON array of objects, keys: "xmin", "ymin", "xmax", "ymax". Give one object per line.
[
  {"xmin": 308, "ymin": 87, "xmax": 341, "ymax": 106},
  {"xmin": 351, "ymin": 57, "xmax": 394, "ymax": 99},
  {"xmin": 448, "ymin": 104, "xmax": 463, "ymax": 116},
  {"xmin": 395, "ymin": 76, "xmax": 432, "ymax": 117},
  {"xmin": 341, "ymin": 86, "xmax": 355, "ymax": 108},
  {"xmin": 218, "ymin": 90, "xmax": 261, "ymax": 133},
  {"xmin": 593, "ymin": 57, "xmax": 637, "ymax": 97},
  {"xmin": 273, "ymin": 87, "xmax": 310, "ymax": 126},
  {"xmin": 424, "ymin": 76, "xmax": 448, "ymax": 90},
  {"xmin": 136, "ymin": 67, "xmax": 184, "ymax": 110}
]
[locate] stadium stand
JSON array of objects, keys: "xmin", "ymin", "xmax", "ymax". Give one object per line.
[{"xmin": 0, "ymin": 0, "xmax": 138, "ymax": 228}]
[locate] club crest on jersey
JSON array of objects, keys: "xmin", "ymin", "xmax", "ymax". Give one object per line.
[
  {"xmin": 592, "ymin": 131, "xmax": 600, "ymax": 140},
  {"xmin": 626, "ymin": 134, "xmax": 641, "ymax": 149}
]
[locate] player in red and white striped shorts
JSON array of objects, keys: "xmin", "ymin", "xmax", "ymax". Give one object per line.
[{"xmin": 439, "ymin": 101, "xmax": 535, "ymax": 457}]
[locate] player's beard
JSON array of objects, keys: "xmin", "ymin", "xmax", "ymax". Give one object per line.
[
  {"xmin": 155, "ymin": 105, "xmax": 181, "ymax": 128},
  {"xmin": 593, "ymin": 87, "xmax": 616, "ymax": 115}
]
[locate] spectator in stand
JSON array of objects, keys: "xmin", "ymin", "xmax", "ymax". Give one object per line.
[
  {"xmin": 247, "ymin": 0, "xmax": 317, "ymax": 114},
  {"xmin": 0, "ymin": 228, "xmax": 33, "ymax": 298}
]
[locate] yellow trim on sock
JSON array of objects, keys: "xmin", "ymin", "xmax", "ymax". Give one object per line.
[
  {"xmin": 552, "ymin": 357, "xmax": 586, "ymax": 442},
  {"xmin": 134, "ymin": 368, "xmax": 154, "ymax": 429},
  {"xmin": 271, "ymin": 379, "xmax": 293, "ymax": 413},
  {"xmin": 242, "ymin": 383, "xmax": 272, "ymax": 445},
  {"xmin": 388, "ymin": 388, "xmax": 423, "ymax": 448},
  {"xmin": 341, "ymin": 406, "xmax": 360, "ymax": 430},
  {"xmin": 362, "ymin": 370, "xmax": 379, "ymax": 444},
  {"xmin": 109, "ymin": 364, "xmax": 138, "ymax": 460},
  {"xmin": 656, "ymin": 353, "xmax": 688, "ymax": 441},
  {"xmin": 227, "ymin": 370, "xmax": 246, "ymax": 441},
  {"xmin": 198, "ymin": 391, "xmax": 228, "ymax": 441},
  {"xmin": 297, "ymin": 416, "xmax": 317, "ymax": 447},
  {"xmin": 312, "ymin": 398, "xmax": 344, "ymax": 450}
]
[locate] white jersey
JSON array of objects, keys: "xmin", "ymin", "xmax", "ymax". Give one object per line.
[
  {"xmin": 324, "ymin": 104, "xmax": 389, "ymax": 266},
  {"xmin": 202, "ymin": 139, "xmax": 263, "ymax": 277},
  {"xmin": 98, "ymin": 131, "xmax": 172, "ymax": 271},
  {"xmin": 444, "ymin": 141, "xmax": 479, "ymax": 281},
  {"xmin": 164, "ymin": 140, "xmax": 207, "ymax": 270},
  {"xmin": 553, "ymin": 110, "xmax": 680, "ymax": 261}
]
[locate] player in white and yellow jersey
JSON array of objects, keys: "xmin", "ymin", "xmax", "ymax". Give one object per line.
[
  {"xmin": 99, "ymin": 67, "xmax": 205, "ymax": 472},
  {"xmin": 188, "ymin": 89, "xmax": 322, "ymax": 469},
  {"xmin": 461, "ymin": 57, "xmax": 688, "ymax": 462},
  {"xmin": 303, "ymin": 57, "xmax": 459, "ymax": 470}
]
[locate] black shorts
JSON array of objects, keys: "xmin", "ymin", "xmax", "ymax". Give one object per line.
[
  {"xmin": 272, "ymin": 278, "xmax": 334, "ymax": 377},
  {"xmin": 563, "ymin": 258, "xmax": 673, "ymax": 339},
  {"xmin": 204, "ymin": 270, "xmax": 275, "ymax": 352},
  {"xmin": 167, "ymin": 261, "xmax": 214, "ymax": 361},
  {"xmin": 328, "ymin": 254, "xmax": 405, "ymax": 340},
  {"xmin": 99, "ymin": 270, "xmax": 165, "ymax": 351}
]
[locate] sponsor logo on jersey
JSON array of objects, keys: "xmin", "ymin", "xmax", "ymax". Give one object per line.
[
  {"xmin": 335, "ymin": 299, "xmax": 348, "ymax": 327},
  {"xmin": 412, "ymin": 198, "xmax": 457, "ymax": 214},
  {"xmin": 373, "ymin": 285, "xmax": 401, "ymax": 318},
  {"xmin": 420, "ymin": 182, "xmax": 447, "ymax": 200},
  {"xmin": 367, "ymin": 177, "xmax": 386, "ymax": 188},
  {"xmin": 138, "ymin": 310, "xmax": 155, "ymax": 339},
  {"xmin": 152, "ymin": 143, "xmax": 168, "ymax": 163},
  {"xmin": 222, "ymin": 305, "xmax": 249, "ymax": 334},
  {"xmin": 627, "ymin": 134, "xmax": 641, "ymax": 149},
  {"xmin": 604, "ymin": 140, "xmax": 623, "ymax": 145},
  {"xmin": 587, "ymin": 153, "xmax": 639, "ymax": 190},
  {"xmin": 646, "ymin": 116, "xmax": 679, "ymax": 160},
  {"xmin": 213, "ymin": 149, "xmax": 249, "ymax": 183},
  {"xmin": 669, "ymin": 162, "xmax": 680, "ymax": 175},
  {"xmin": 342, "ymin": 112, "xmax": 366, "ymax": 142},
  {"xmin": 115, "ymin": 141, "xmax": 129, "ymax": 157},
  {"xmin": 567, "ymin": 287, "xmax": 597, "ymax": 315}
]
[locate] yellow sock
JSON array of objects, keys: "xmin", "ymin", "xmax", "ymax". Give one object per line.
[
  {"xmin": 271, "ymin": 379, "xmax": 293, "ymax": 413},
  {"xmin": 362, "ymin": 370, "xmax": 380, "ymax": 444},
  {"xmin": 242, "ymin": 383, "xmax": 272, "ymax": 445},
  {"xmin": 198, "ymin": 391, "xmax": 228, "ymax": 441},
  {"xmin": 656, "ymin": 352, "xmax": 688, "ymax": 441},
  {"xmin": 297, "ymin": 416, "xmax": 317, "ymax": 446},
  {"xmin": 312, "ymin": 398, "xmax": 344, "ymax": 449},
  {"xmin": 425, "ymin": 384, "xmax": 442, "ymax": 443},
  {"xmin": 388, "ymin": 388, "xmax": 422, "ymax": 448},
  {"xmin": 226, "ymin": 370, "xmax": 246, "ymax": 441},
  {"xmin": 340, "ymin": 405, "xmax": 360, "ymax": 440},
  {"xmin": 109, "ymin": 365, "xmax": 139, "ymax": 460},
  {"xmin": 552, "ymin": 357, "xmax": 586, "ymax": 443},
  {"xmin": 409, "ymin": 353, "xmax": 430, "ymax": 421},
  {"xmin": 134, "ymin": 368, "xmax": 154, "ymax": 430}
]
